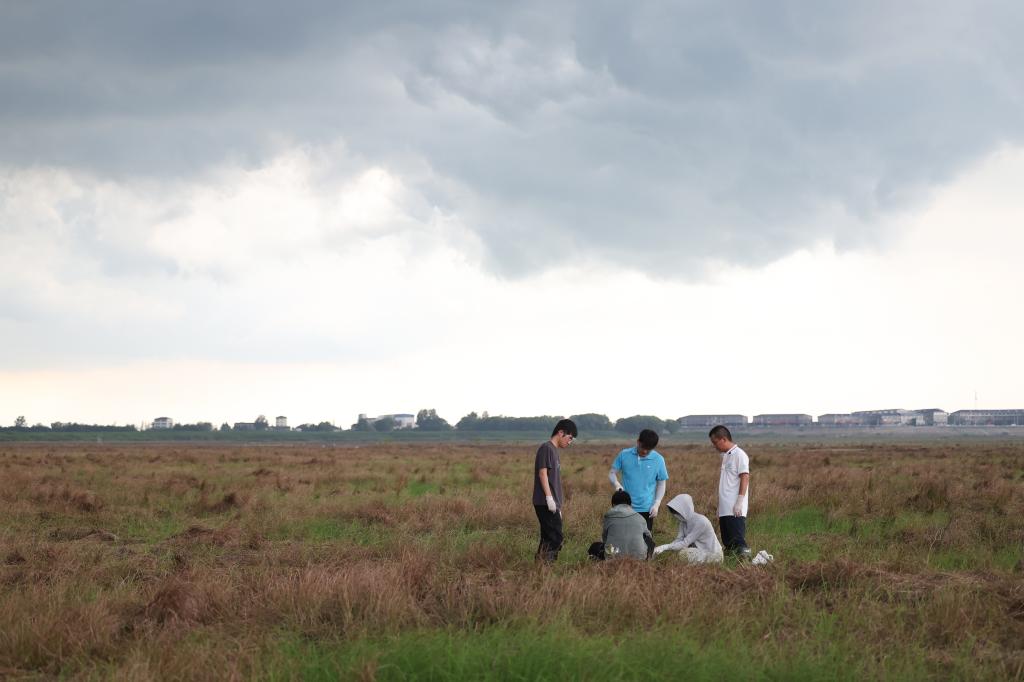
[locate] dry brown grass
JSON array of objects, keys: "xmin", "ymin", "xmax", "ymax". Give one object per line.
[{"xmin": 0, "ymin": 440, "xmax": 1022, "ymax": 679}]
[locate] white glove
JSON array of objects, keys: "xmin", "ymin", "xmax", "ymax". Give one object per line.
[
  {"xmin": 652, "ymin": 545, "xmax": 667, "ymax": 556},
  {"xmin": 545, "ymin": 496, "xmax": 557, "ymax": 513},
  {"xmin": 649, "ymin": 503, "xmax": 660, "ymax": 518},
  {"xmin": 733, "ymin": 495, "xmax": 745, "ymax": 517}
]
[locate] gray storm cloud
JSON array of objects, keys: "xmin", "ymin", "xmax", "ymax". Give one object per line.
[{"xmin": 2, "ymin": 0, "xmax": 1023, "ymax": 276}]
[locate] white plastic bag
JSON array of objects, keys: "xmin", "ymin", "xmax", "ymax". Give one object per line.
[{"xmin": 751, "ymin": 549, "xmax": 774, "ymax": 565}]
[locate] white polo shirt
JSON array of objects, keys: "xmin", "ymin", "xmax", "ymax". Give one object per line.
[{"xmin": 718, "ymin": 444, "xmax": 750, "ymax": 518}]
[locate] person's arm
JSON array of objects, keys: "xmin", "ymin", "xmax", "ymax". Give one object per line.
[
  {"xmin": 609, "ymin": 453, "xmax": 623, "ymax": 490},
  {"xmin": 538, "ymin": 468, "xmax": 557, "ymax": 512},
  {"xmin": 650, "ymin": 480, "xmax": 666, "ymax": 517},
  {"xmin": 653, "ymin": 520, "xmax": 690, "ymax": 555},
  {"xmin": 609, "ymin": 468, "xmax": 623, "ymax": 490},
  {"xmin": 733, "ymin": 472, "xmax": 749, "ymax": 516}
]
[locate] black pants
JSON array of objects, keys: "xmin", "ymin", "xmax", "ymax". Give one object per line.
[
  {"xmin": 719, "ymin": 515, "xmax": 748, "ymax": 553},
  {"xmin": 638, "ymin": 511, "xmax": 654, "ymax": 532},
  {"xmin": 535, "ymin": 505, "xmax": 563, "ymax": 562}
]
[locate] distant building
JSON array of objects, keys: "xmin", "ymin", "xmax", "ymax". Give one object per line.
[
  {"xmin": 916, "ymin": 409, "xmax": 948, "ymax": 426},
  {"xmin": 851, "ymin": 409, "xmax": 922, "ymax": 426},
  {"xmin": 948, "ymin": 409, "xmax": 1024, "ymax": 426},
  {"xmin": 233, "ymin": 422, "xmax": 256, "ymax": 431},
  {"xmin": 152, "ymin": 417, "xmax": 173, "ymax": 430},
  {"xmin": 678, "ymin": 415, "xmax": 748, "ymax": 428},
  {"xmin": 274, "ymin": 416, "xmax": 290, "ymax": 431},
  {"xmin": 360, "ymin": 413, "xmax": 416, "ymax": 429},
  {"xmin": 394, "ymin": 414, "xmax": 416, "ymax": 429},
  {"xmin": 817, "ymin": 413, "xmax": 861, "ymax": 426},
  {"xmin": 753, "ymin": 414, "xmax": 813, "ymax": 426}
]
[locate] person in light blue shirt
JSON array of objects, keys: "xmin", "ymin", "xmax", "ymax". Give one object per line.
[{"xmin": 609, "ymin": 429, "xmax": 669, "ymax": 531}]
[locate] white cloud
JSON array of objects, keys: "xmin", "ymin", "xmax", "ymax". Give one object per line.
[{"xmin": 2, "ymin": 145, "xmax": 1022, "ymax": 425}]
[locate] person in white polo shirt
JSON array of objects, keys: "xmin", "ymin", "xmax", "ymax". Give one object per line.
[{"xmin": 709, "ymin": 424, "xmax": 751, "ymax": 559}]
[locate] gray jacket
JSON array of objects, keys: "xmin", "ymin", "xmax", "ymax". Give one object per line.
[{"xmin": 602, "ymin": 504, "xmax": 653, "ymax": 559}]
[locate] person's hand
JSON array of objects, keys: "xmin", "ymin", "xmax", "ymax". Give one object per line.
[
  {"xmin": 650, "ymin": 502, "xmax": 660, "ymax": 518},
  {"xmin": 545, "ymin": 496, "xmax": 557, "ymax": 513},
  {"xmin": 652, "ymin": 545, "xmax": 666, "ymax": 556},
  {"xmin": 733, "ymin": 495, "xmax": 745, "ymax": 517}
]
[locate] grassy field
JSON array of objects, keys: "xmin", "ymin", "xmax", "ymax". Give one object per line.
[{"xmin": 1, "ymin": 440, "xmax": 1022, "ymax": 680}]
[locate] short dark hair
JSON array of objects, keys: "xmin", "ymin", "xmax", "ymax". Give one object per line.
[
  {"xmin": 612, "ymin": 489, "xmax": 632, "ymax": 506},
  {"xmin": 709, "ymin": 425, "xmax": 732, "ymax": 441},
  {"xmin": 637, "ymin": 429, "xmax": 659, "ymax": 450},
  {"xmin": 551, "ymin": 418, "xmax": 578, "ymax": 438}
]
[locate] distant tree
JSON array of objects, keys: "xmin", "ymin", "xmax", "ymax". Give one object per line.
[
  {"xmin": 614, "ymin": 415, "xmax": 668, "ymax": 435},
  {"xmin": 48, "ymin": 422, "xmax": 136, "ymax": 433},
  {"xmin": 254, "ymin": 415, "xmax": 269, "ymax": 431},
  {"xmin": 315, "ymin": 421, "xmax": 336, "ymax": 432},
  {"xmin": 374, "ymin": 416, "xmax": 397, "ymax": 432},
  {"xmin": 456, "ymin": 413, "xmax": 562, "ymax": 432},
  {"xmin": 416, "ymin": 409, "xmax": 453, "ymax": 431},
  {"xmin": 173, "ymin": 422, "xmax": 214, "ymax": 432},
  {"xmin": 456, "ymin": 412, "xmax": 480, "ymax": 430},
  {"xmin": 220, "ymin": 422, "xmax": 231, "ymax": 432},
  {"xmin": 569, "ymin": 413, "xmax": 613, "ymax": 431},
  {"xmin": 14, "ymin": 416, "xmax": 26, "ymax": 429}
]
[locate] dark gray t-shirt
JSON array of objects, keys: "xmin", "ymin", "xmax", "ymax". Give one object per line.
[{"xmin": 532, "ymin": 441, "xmax": 562, "ymax": 508}]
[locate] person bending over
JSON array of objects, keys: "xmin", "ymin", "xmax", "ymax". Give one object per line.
[
  {"xmin": 652, "ymin": 493, "xmax": 723, "ymax": 564},
  {"xmin": 609, "ymin": 429, "xmax": 669, "ymax": 532}
]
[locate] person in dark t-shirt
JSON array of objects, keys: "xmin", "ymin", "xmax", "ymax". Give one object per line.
[{"xmin": 533, "ymin": 418, "xmax": 578, "ymax": 562}]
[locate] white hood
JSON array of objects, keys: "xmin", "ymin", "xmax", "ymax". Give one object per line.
[{"xmin": 666, "ymin": 494, "xmax": 695, "ymax": 523}]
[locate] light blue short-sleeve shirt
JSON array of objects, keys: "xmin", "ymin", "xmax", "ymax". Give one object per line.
[{"xmin": 612, "ymin": 446, "xmax": 669, "ymax": 512}]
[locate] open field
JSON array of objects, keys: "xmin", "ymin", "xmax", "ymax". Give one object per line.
[{"xmin": 1, "ymin": 440, "xmax": 1022, "ymax": 680}]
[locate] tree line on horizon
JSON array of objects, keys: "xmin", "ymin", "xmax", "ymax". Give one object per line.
[{"xmin": 3, "ymin": 411, "xmax": 690, "ymax": 435}]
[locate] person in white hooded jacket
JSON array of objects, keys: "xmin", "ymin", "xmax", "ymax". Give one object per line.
[{"xmin": 652, "ymin": 493, "xmax": 724, "ymax": 564}]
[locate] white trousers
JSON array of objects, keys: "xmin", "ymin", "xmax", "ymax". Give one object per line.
[{"xmin": 679, "ymin": 547, "xmax": 724, "ymax": 564}]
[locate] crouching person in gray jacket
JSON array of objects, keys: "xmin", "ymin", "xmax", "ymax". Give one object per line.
[
  {"xmin": 652, "ymin": 494, "xmax": 723, "ymax": 564},
  {"xmin": 588, "ymin": 490, "xmax": 655, "ymax": 560}
]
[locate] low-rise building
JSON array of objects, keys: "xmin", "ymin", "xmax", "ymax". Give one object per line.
[
  {"xmin": 233, "ymin": 422, "xmax": 256, "ymax": 431},
  {"xmin": 678, "ymin": 415, "xmax": 748, "ymax": 428},
  {"xmin": 817, "ymin": 413, "xmax": 861, "ymax": 426},
  {"xmin": 916, "ymin": 409, "xmax": 949, "ymax": 426},
  {"xmin": 948, "ymin": 409, "xmax": 1024, "ymax": 426},
  {"xmin": 753, "ymin": 414, "xmax": 813, "ymax": 426},
  {"xmin": 851, "ymin": 409, "xmax": 923, "ymax": 426},
  {"xmin": 274, "ymin": 416, "xmax": 290, "ymax": 431},
  {"xmin": 360, "ymin": 413, "xmax": 416, "ymax": 429},
  {"xmin": 152, "ymin": 417, "xmax": 173, "ymax": 430}
]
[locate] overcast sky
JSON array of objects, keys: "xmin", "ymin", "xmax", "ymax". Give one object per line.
[{"xmin": 1, "ymin": 1, "xmax": 1022, "ymax": 428}]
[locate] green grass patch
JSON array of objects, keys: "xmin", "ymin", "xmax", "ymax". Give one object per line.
[
  {"xmin": 272, "ymin": 517, "xmax": 385, "ymax": 545},
  {"xmin": 261, "ymin": 624, "xmax": 923, "ymax": 681},
  {"xmin": 405, "ymin": 479, "xmax": 439, "ymax": 496}
]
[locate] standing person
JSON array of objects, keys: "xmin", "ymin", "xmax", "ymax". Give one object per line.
[
  {"xmin": 709, "ymin": 424, "xmax": 751, "ymax": 559},
  {"xmin": 533, "ymin": 418, "xmax": 577, "ymax": 562},
  {"xmin": 652, "ymin": 493, "xmax": 723, "ymax": 564},
  {"xmin": 609, "ymin": 428, "xmax": 669, "ymax": 532}
]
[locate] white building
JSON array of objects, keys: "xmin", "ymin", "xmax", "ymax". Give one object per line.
[
  {"xmin": 275, "ymin": 416, "xmax": 288, "ymax": 429},
  {"xmin": 152, "ymin": 417, "xmax": 173, "ymax": 430},
  {"xmin": 360, "ymin": 413, "xmax": 417, "ymax": 429}
]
